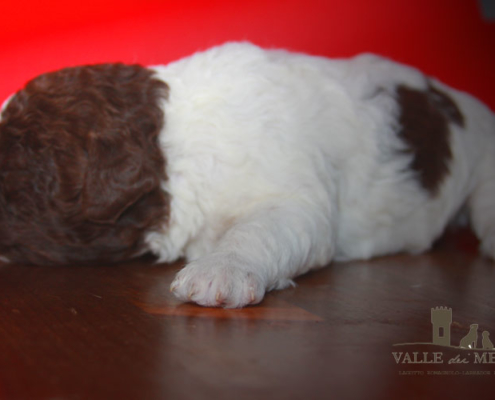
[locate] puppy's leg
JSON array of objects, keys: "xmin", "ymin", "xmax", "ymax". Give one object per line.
[
  {"xmin": 469, "ymin": 156, "xmax": 495, "ymax": 260},
  {"xmin": 170, "ymin": 200, "xmax": 335, "ymax": 308}
]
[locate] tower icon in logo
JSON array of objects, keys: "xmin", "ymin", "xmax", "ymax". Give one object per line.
[{"xmin": 431, "ymin": 306, "xmax": 452, "ymax": 346}]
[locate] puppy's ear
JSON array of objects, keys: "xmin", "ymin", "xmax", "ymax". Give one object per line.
[{"xmin": 81, "ymin": 132, "xmax": 160, "ymax": 224}]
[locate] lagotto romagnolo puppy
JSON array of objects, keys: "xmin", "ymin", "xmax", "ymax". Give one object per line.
[{"xmin": 0, "ymin": 42, "xmax": 494, "ymax": 307}]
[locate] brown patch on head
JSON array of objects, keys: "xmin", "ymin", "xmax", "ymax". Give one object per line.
[
  {"xmin": 396, "ymin": 84, "xmax": 464, "ymax": 195},
  {"xmin": 0, "ymin": 63, "xmax": 169, "ymax": 265}
]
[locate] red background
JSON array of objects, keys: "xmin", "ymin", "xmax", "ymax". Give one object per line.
[{"xmin": 0, "ymin": 0, "xmax": 494, "ymax": 109}]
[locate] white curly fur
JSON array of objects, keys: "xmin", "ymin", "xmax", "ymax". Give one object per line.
[{"xmin": 142, "ymin": 42, "xmax": 495, "ymax": 308}]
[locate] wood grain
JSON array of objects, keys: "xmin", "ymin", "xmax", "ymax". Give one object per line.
[{"xmin": 0, "ymin": 228, "xmax": 493, "ymax": 399}]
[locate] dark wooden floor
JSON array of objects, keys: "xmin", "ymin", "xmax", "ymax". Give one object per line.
[{"xmin": 0, "ymin": 228, "xmax": 494, "ymax": 400}]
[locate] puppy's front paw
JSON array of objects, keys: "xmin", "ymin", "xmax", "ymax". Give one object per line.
[{"xmin": 170, "ymin": 254, "xmax": 266, "ymax": 308}]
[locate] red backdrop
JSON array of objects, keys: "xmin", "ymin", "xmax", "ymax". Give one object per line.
[{"xmin": 1, "ymin": 0, "xmax": 494, "ymax": 109}]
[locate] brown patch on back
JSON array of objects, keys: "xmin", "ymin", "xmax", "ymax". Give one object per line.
[
  {"xmin": 428, "ymin": 86, "xmax": 465, "ymax": 127},
  {"xmin": 0, "ymin": 64, "xmax": 169, "ymax": 265},
  {"xmin": 396, "ymin": 84, "xmax": 464, "ymax": 195}
]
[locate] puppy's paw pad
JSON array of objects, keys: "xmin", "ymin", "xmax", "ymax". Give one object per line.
[{"xmin": 170, "ymin": 257, "xmax": 265, "ymax": 308}]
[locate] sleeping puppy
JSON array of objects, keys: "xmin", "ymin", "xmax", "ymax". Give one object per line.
[{"xmin": 0, "ymin": 42, "xmax": 494, "ymax": 307}]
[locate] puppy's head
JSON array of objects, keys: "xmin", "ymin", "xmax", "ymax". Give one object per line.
[{"xmin": 0, "ymin": 64, "xmax": 170, "ymax": 265}]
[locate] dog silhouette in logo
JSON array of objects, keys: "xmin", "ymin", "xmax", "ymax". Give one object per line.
[
  {"xmin": 459, "ymin": 324, "xmax": 478, "ymax": 349},
  {"xmin": 482, "ymin": 331, "xmax": 494, "ymax": 350}
]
